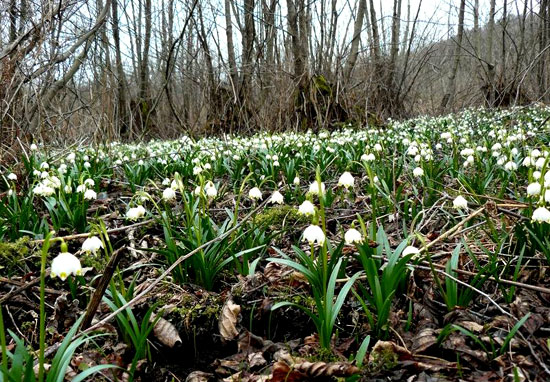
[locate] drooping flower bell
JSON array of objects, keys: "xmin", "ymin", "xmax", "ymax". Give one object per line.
[
  {"xmin": 338, "ymin": 172, "xmax": 354, "ymax": 189},
  {"xmin": 303, "ymin": 225, "xmax": 326, "ymax": 245},
  {"xmin": 162, "ymin": 187, "xmax": 176, "ymax": 201},
  {"xmin": 249, "ymin": 187, "xmax": 262, "ymax": 200},
  {"xmin": 452, "ymin": 195, "xmax": 468, "ymax": 209},
  {"xmin": 51, "ymin": 252, "xmax": 82, "ymax": 281},
  {"xmin": 344, "ymin": 228, "xmax": 362, "ymax": 245},
  {"xmin": 298, "ymin": 200, "xmax": 315, "ymax": 216},
  {"xmin": 82, "ymin": 236, "xmax": 104, "ymax": 255},
  {"xmin": 269, "ymin": 191, "xmax": 284, "ymax": 204}
]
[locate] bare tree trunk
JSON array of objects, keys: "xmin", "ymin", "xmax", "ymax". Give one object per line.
[
  {"xmin": 486, "ymin": 0, "xmax": 496, "ymax": 106},
  {"xmin": 368, "ymin": 0, "xmax": 381, "ymax": 62},
  {"xmin": 440, "ymin": 0, "xmax": 465, "ymax": 111},
  {"xmin": 138, "ymin": 0, "xmax": 152, "ymax": 133},
  {"xmin": 344, "ymin": 0, "xmax": 366, "ymax": 81},
  {"xmin": 241, "ymin": 0, "xmax": 256, "ymax": 104},
  {"xmin": 537, "ymin": 0, "xmax": 549, "ymax": 100},
  {"xmin": 225, "ymin": 0, "xmax": 238, "ymax": 90},
  {"xmin": 473, "ymin": 0, "xmax": 480, "ymax": 57},
  {"xmin": 112, "ymin": 0, "xmax": 129, "ymax": 138}
]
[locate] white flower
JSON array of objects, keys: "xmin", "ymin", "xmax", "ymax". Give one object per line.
[
  {"xmin": 30, "ymin": 143, "xmax": 38, "ymax": 151},
  {"xmin": 84, "ymin": 189, "xmax": 97, "ymax": 200},
  {"xmin": 82, "ymin": 236, "xmax": 104, "ymax": 254},
  {"xmin": 338, "ymin": 172, "xmax": 354, "ymax": 189},
  {"xmin": 293, "ymin": 176, "xmax": 300, "ymax": 186},
  {"xmin": 33, "ymin": 184, "xmax": 55, "ymax": 196},
  {"xmin": 205, "ymin": 182, "xmax": 217, "ymax": 198},
  {"xmin": 40, "ymin": 162, "xmax": 49, "ymax": 169},
  {"xmin": 64, "ymin": 185, "xmax": 72, "ymax": 193},
  {"xmin": 504, "ymin": 161, "xmax": 517, "ymax": 171},
  {"xmin": 308, "ymin": 181, "xmax": 326, "ymax": 195},
  {"xmin": 452, "ymin": 195, "xmax": 468, "ymax": 209},
  {"xmin": 532, "ymin": 206, "xmax": 550, "ymax": 223},
  {"xmin": 126, "ymin": 205, "xmax": 146, "ymax": 220},
  {"xmin": 344, "ymin": 228, "xmax": 362, "ymax": 245},
  {"xmin": 51, "ymin": 252, "xmax": 82, "ymax": 281},
  {"xmin": 162, "ymin": 178, "xmax": 171, "ymax": 186},
  {"xmin": 361, "ymin": 153, "xmax": 375, "ymax": 161},
  {"xmin": 302, "ymin": 225, "xmax": 326, "ymax": 245},
  {"xmin": 162, "ymin": 187, "xmax": 176, "ymax": 201},
  {"xmin": 298, "ymin": 200, "xmax": 316, "ymax": 216},
  {"xmin": 249, "ymin": 187, "xmax": 263, "ymax": 200},
  {"xmin": 76, "ymin": 184, "xmax": 87, "ymax": 193},
  {"xmin": 269, "ymin": 191, "xmax": 284, "ymax": 204},
  {"xmin": 527, "ymin": 183, "xmax": 541, "ymax": 196},
  {"xmin": 402, "ymin": 246, "xmax": 420, "ymax": 257},
  {"xmin": 84, "ymin": 178, "xmax": 95, "ymax": 187},
  {"xmin": 374, "ymin": 143, "xmax": 383, "ymax": 152},
  {"xmin": 7, "ymin": 173, "xmax": 17, "ymax": 181},
  {"xmin": 413, "ymin": 167, "xmax": 424, "ymax": 177}
]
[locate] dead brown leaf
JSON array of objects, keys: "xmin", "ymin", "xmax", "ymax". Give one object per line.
[{"xmin": 219, "ymin": 299, "xmax": 241, "ymax": 341}]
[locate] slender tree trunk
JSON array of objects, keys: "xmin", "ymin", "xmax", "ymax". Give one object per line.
[
  {"xmin": 487, "ymin": 0, "xmax": 496, "ymax": 106},
  {"xmin": 440, "ymin": 0, "xmax": 465, "ymax": 111},
  {"xmin": 368, "ymin": 0, "xmax": 381, "ymax": 62},
  {"xmin": 344, "ymin": 0, "xmax": 366, "ymax": 81},
  {"xmin": 112, "ymin": 0, "xmax": 129, "ymax": 138},
  {"xmin": 225, "ymin": 0, "xmax": 238, "ymax": 90},
  {"xmin": 138, "ymin": 0, "xmax": 152, "ymax": 133}
]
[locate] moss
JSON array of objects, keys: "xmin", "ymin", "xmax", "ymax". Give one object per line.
[
  {"xmin": 369, "ymin": 346, "xmax": 399, "ymax": 371},
  {"xmin": 166, "ymin": 293, "xmax": 224, "ymax": 335},
  {"xmin": 253, "ymin": 205, "xmax": 307, "ymax": 229},
  {"xmin": 0, "ymin": 237, "xmax": 30, "ymax": 270}
]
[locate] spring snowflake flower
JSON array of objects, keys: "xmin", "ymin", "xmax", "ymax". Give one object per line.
[
  {"xmin": 126, "ymin": 205, "xmax": 146, "ymax": 220},
  {"xmin": 7, "ymin": 173, "xmax": 17, "ymax": 181},
  {"xmin": 402, "ymin": 246, "xmax": 420, "ymax": 257},
  {"xmin": 293, "ymin": 176, "xmax": 300, "ymax": 186},
  {"xmin": 84, "ymin": 162, "xmax": 91, "ymax": 169},
  {"xmin": 303, "ymin": 225, "xmax": 326, "ymax": 245},
  {"xmin": 545, "ymin": 190, "xmax": 550, "ymax": 203},
  {"xmin": 338, "ymin": 172, "xmax": 354, "ymax": 189},
  {"xmin": 30, "ymin": 143, "xmax": 38, "ymax": 151},
  {"xmin": 269, "ymin": 191, "xmax": 284, "ymax": 204},
  {"xmin": 527, "ymin": 183, "xmax": 541, "ymax": 196},
  {"xmin": 344, "ymin": 228, "xmax": 363, "ymax": 245},
  {"xmin": 33, "ymin": 184, "xmax": 55, "ymax": 197},
  {"xmin": 504, "ymin": 161, "xmax": 517, "ymax": 171},
  {"xmin": 205, "ymin": 182, "xmax": 218, "ymax": 198},
  {"xmin": 361, "ymin": 153, "xmax": 375, "ymax": 161},
  {"xmin": 298, "ymin": 200, "xmax": 316, "ymax": 216},
  {"xmin": 51, "ymin": 252, "xmax": 82, "ymax": 281},
  {"xmin": 452, "ymin": 195, "xmax": 468, "ymax": 209},
  {"xmin": 82, "ymin": 236, "xmax": 104, "ymax": 254},
  {"xmin": 308, "ymin": 181, "xmax": 326, "ymax": 195},
  {"xmin": 84, "ymin": 189, "xmax": 97, "ymax": 200},
  {"xmin": 532, "ymin": 207, "xmax": 550, "ymax": 223},
  {"xmin": 84, "ymin": 178, "xmax": 95, "ymax": 187},
  {"xmin": 249, "ymin": 187, "xmax": 263, "ymax": 200},
  {"xmin": 67, "ymin": 152, "xmax": 76, "ymax": 162},
  {"xmin": 64, "ymin": 185, "xmax": 72, "ymax": 193},
  {"xmin": 413, "ymin": 167, "xmax": 424, "ymax": 177},
  {"xmin": 162, "ymin": 187, "xmax": 176, "ymax": 201}
]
